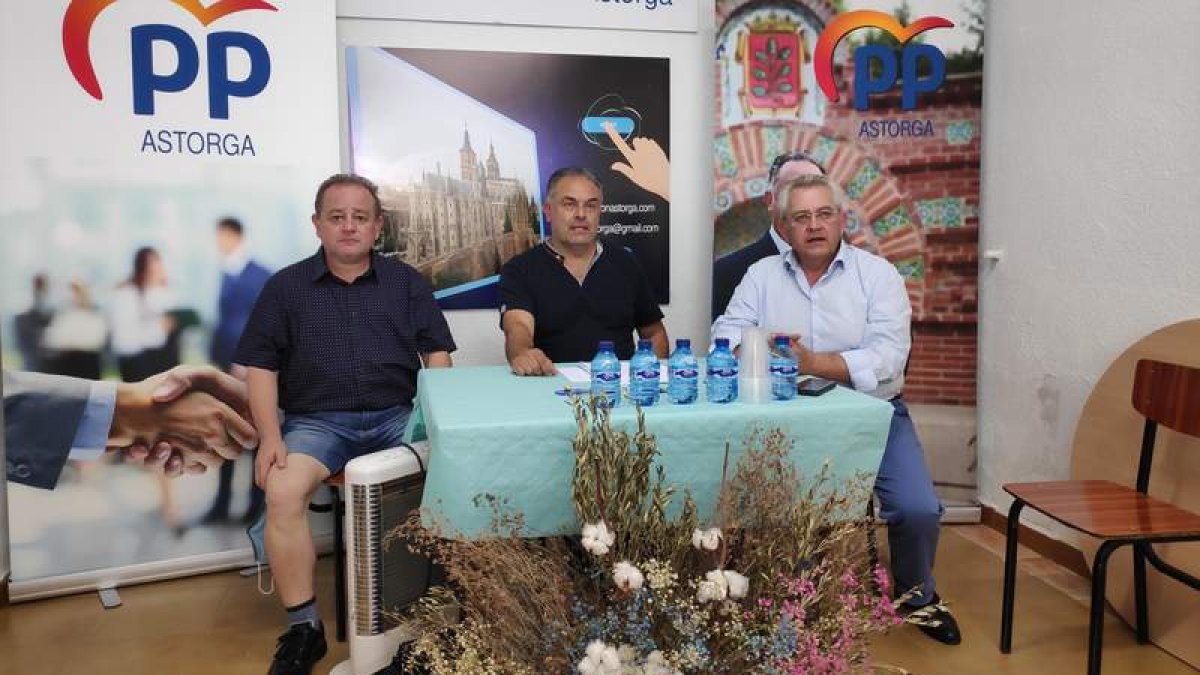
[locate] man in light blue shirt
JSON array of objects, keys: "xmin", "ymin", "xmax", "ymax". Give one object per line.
[{"xmin": 712, "ymin": 173, "xmax": 961, "ymax": 646}]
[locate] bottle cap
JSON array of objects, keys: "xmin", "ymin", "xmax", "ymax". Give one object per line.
[
  {"xmin": 598, "ymin": 340, "xmax": 614, "ymax": 351},
  {"xmin": 714, "ymin": 338, "xmax": 730, "ymax": 348},
  {"xmin": 676, "ymin": 338, "xmax": 691, "ymax": 348}
]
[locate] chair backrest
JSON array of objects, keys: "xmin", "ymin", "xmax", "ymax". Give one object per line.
[
  {"xmin": 1131, "ymin": 359, "xmax": 1200, "ymax": 494},
  {"xmin": 1132, "ymin": 359, "xmax": 1200, "ymax": 438}
]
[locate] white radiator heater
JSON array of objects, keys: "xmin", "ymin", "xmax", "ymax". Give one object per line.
[{"xmin": 330, "ymin": 442, "xmax": 438, "ymax": 675}]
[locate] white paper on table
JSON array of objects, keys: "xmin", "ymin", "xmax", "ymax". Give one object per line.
[
  {"xmin": 558, "ymin": 364, "xmax": 591, "ymax": 385},
  {"xmin": 562, "ymin": 361, "xmax": 669, "ymax": 387}
]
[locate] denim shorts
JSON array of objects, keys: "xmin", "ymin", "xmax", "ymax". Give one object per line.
[{"xmin": 281, "ymin": 405, "xmax": 411, "ymax": 474}]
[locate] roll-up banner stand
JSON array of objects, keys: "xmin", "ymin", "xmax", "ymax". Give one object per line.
[
  {"xmin": 712, "ymin": 0, "xmax": 985, "ymax": 519},
  {"xmin": 1, "ymin": 1, "xmax": 340, "ymax": 600}
]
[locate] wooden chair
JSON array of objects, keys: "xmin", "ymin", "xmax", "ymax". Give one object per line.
[{"xmin": 999, "ymin": 359, "xmax": 1200, "ymax": 674}]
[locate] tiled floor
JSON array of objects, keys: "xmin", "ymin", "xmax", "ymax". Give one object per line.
[{"xmin": 0, "ymin": 525, "xmax": 1194, "ymax": 674}]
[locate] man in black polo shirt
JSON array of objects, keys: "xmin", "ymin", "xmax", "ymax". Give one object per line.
[
  {"xmin": 235, "ymin": 174, "xmax": 455, "ymax": 675},
  {"xmin": 498, "ymin": 167, "xmax": 667, "ymax": 376}
]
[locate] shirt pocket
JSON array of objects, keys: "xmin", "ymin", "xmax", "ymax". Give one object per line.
[
  {"xmin": 366, "ymin": 310, "xmax": 421, "ymax": 369},
  {"xmin": 289, "ymin": 312, "xmax": 345, "ymax": 377}
]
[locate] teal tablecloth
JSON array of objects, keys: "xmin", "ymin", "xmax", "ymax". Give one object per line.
[{"xmin": 410, "ymin": 366, "xmax": 893, "ymax": 537}]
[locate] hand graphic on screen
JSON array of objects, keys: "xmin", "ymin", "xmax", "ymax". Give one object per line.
[{"xmin": 605, "ymin": 121, "xmax": 671, "ymax": 202}]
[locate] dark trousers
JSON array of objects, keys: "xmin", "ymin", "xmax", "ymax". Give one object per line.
[{"xmin": 874, "ymin": 399, "xmax": 944, "ymax": 606}]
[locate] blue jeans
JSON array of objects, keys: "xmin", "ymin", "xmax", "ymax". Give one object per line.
[
  {"xmin": 874, "ymin": 399, "xmax": 944, "ymax": 607},
  {"xmin": 281, "ymin": 405, "xmax": 412, "ymax": 474}
]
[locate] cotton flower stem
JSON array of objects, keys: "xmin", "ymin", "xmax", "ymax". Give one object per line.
[{"xmin": 591, "ymin": 453, "xmax": 607, "ymax": 516}]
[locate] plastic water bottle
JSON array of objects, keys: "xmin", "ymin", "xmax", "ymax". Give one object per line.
[
  {"xmin": 590, "ymin": 340, "xmax": 621, "ymax": 408},
  {"xmin": 706, "ymin": 338, "xmax": 738, "ymax": 403},
  {"xmin": 667, "ymin": 338, "xmax": 699, "ymax": 405},
  {"xmin": 629, "ymin": 339, "xmax": 660, "ymax": 406},
  {"xmin": 770, "ymin": 335, "xmax": 798, "ymax": 401}
]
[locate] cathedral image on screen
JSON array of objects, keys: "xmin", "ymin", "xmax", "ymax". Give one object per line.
[{"xmin": 345, "ymin": 46, "xmax": 543, "ymax": 303}]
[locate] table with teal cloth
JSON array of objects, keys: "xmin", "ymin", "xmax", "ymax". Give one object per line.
[{"xmin": 407, "ymin": 365, "xmax": 894, "ymax": 538}]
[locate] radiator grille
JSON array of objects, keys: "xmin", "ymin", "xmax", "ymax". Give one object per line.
[{"xmin": 350, "ymin": 472, "xmax": 432, "ymax": 636}]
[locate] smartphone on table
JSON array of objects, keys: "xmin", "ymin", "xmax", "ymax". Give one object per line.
[{"xmin": 797, "ymin": 377, "xmax": 837, "ymax": 396}]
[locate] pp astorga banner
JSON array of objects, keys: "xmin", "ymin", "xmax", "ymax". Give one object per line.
[
  {"xmin": 1, "ymin": 1, "xmax": 339, "ymax": 596},
  {"xmin": 712, "ymin": 0, "xmax": 985, "ymax": 510}
]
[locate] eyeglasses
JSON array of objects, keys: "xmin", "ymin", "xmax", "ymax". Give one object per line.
[
  {"xmin": 787, "ymin": 207, "xmax": 839, "ymax": 228},
  {"xmin": 768, "ymin": 151, "xmax": 826, "ymax": 182}
]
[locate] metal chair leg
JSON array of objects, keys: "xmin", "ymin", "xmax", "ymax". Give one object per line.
[
  {"xmin": 1088, "ymin": 541, "xmax": 1123, "ymax": 675},
  {"xmin": 1133, "ymin": 541, "xmax": 1149, "ymax": 644},
  {"xmin": 1144, "ymin": 541, "xmax": 1200, "ymax": 591},
  {"xmin": 999, "ymin": 498, "xmax": 1024, "ymax": 653},
  {"xmin": 332, "ymin": 485, "xmax": 347, "ymax": 643}
]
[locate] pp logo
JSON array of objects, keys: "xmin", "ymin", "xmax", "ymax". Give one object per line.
[
  {"xmin": 63, "ymin": 0, "xmax": 277, "ymax": 119},
  {"xmin": 814, "ymin": 10, "xmax": 954, "ymax": 111}
]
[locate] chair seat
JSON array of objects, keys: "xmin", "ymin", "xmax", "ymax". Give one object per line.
[{"xmin": 1005, "ymin": 479, "xmax": 1200, "ymax": 540}]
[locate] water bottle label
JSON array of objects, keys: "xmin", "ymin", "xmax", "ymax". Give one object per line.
[
  {"xmin": 672, "ymin": 368, "xmax": 698, "ymax": 378},
  {"xmin": 595, "ymin": 371, "xmax": 620, "ymax": 383},
  {"xmin": 634, "ymin": 369, "xmax": 659, "ymax": 380},
  {"xmin": 770, "ymin": 365, "xmax": 798, "ymax": 376},
  {"xmin": 710, "ymin": 367, "xmax": 737, "ymax": 377}
]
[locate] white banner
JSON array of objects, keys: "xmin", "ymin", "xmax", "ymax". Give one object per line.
[
  {"xmin": 337, "ymin": 0, "xmax": 699, "ymax": 33},
  {"xmin": 2, "ymin": 0, "xmax": 339, "ymax": 165},
  {"xmin": 1, "ymin": 0, "xmax": 340, "ymax": 591}
]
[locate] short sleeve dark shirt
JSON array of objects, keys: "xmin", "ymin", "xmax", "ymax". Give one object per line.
[
  {"xmin": 234, "ymin": 249, "xmax": 456, "ymax": 413},
  {"xmin": 498, "ymin": 243, "xmax": 663, "ymax": 362}
]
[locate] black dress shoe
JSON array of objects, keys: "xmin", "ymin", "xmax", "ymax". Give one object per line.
[
  {"xmin": 901, "ymin": 595, "xmax": 962, "ymax": 645},
  {"xmin": 267, "ymin": 623, "xmax": 327, "ymax": 675}
]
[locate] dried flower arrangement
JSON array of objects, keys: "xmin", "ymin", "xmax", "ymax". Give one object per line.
[{"xmin": 390, "ymin": 398, "xmax": 903, "ymax": 674}]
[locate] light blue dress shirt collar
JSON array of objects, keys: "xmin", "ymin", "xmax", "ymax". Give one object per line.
[
  {"xmin": 768, "ymin": 225, "xmax": 789, "ymax": 255},
  {"xmin": 781, "ymin": 240, "xmax": 853, "ymax": 294}
]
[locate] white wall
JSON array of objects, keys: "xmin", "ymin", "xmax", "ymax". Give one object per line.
[
  {"xmin": 977, "ymin": 0, "xmax": 1200, "ymax": 538},
  {"xmin": 335, "ymin": 13, "xmax": 716, "ymax": 367}
]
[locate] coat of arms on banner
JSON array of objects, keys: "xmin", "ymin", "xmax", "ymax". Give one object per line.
[{"xmin": 735, "ymin": 14, "xmax": 810, "ymax": 118}]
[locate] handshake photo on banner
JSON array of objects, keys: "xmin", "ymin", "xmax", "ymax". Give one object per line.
[{"xmin": 4, "ymin": 365, "xmax": 258, "ymax": 490}]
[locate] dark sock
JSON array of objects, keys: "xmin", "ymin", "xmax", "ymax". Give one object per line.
[{"xmin": 285, "ymin": 597, "xmax": 321, "ymax": 629}]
